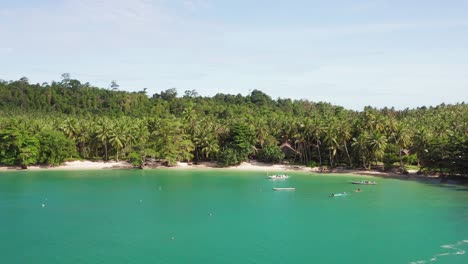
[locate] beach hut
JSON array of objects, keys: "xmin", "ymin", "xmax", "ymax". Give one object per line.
[{"xmin": 280, "ymin": 142, "xmax": 299, "ymax": 159}]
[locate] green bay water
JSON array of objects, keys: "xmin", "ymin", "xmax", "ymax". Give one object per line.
[{"xmin": 1, "ymin": 170, "xmax": 468, "ymax": 264}]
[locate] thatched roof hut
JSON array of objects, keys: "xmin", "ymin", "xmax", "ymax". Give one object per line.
[{"xmin": 280, "ymin": 142, "xmax": 299, "ymax": 158}]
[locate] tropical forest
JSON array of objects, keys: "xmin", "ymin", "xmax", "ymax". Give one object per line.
[{"xmin": 0, "ymin": 75, "xmax": 467, "ymax": 176}]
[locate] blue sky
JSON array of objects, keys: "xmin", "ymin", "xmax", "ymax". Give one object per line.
[{"xmin": 1, "ymin": 0, "xmax": 467, "ymax": 110}]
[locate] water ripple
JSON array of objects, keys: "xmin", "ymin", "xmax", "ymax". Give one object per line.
[{"xmin": 410, "ymin": 240, "xmax": 468, "ymax": 263}]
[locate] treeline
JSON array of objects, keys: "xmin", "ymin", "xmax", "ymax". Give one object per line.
[{"xmin": 0, "ymin": 76, "xmax": 467, "ymax": 175}]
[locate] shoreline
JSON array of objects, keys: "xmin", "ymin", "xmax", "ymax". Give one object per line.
[
  {"xmin": 0, "ymin": 160, "xmax": 468, "ymax": 185},
  {"xmin": 0, "ymin": 160, "xmax": 465, "ymax": 185}
]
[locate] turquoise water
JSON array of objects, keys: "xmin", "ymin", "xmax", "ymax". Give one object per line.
[{"xmin": 1, "ymin": 170, "xmax": 468, "ymax": 264}]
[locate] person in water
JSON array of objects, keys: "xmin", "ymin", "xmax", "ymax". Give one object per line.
[
  {"xmin": 330, "ymin": 193, "xmax": 335, "ymax": 197},
  {"xmin": 355, "ymin": 188, "xmax": 362, "ymax": 192}
]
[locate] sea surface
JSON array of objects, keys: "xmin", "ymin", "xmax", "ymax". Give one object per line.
[{"xmin": 1, "ymin": 169, "xmax": 468, "ymax": 264}]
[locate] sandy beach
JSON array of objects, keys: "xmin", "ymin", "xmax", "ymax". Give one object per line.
[
  {"xmin": 0, "ymin": 160, "xmax": 424, "ymax": 180},
  {"xmin": 1, "ymin": 159, "xmax": 464, "ymax": 185},
  {"xmin": 0, "ymin": 160, "xmax": 326, "ymax": 172},
  {"xmin": 0, "ymin": 160, "xmax": 133, "ymax": 171},
  {"xmin": 170, "ymin": 161, "xmax": 425, "ymax": 179}
]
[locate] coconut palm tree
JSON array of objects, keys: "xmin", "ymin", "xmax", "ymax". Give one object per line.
[
  {"xmin": 109, "ymin": 121, "xmax": 127, "ymax": 161},
  {"xmin": 370, "ymin": 132, "xmax": 388, "ymax": 166},
  {"xmin": 392, "ymin": 122, "xmax": 412, "ymax": 171},
  {"xmin": 309, "ymin": 117, "xmax": 324, "ymax": 166},
  {"xmin": 352, "ymin": 132, "xmax": 371, "ymax": 169},
  {"xmin": 96, "ymin": 118, "xmax": 111, "ymax": 161},
  {"xmin": 60, "ymin": 117, "xmax": 78, "ymax": 141},
  {"xmin": 337, "ymin": 116, "xmax": 353, "ymax": 167}
]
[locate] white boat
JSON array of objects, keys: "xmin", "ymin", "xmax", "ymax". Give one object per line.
[
  {"xmin": 273, "ymin": 187, "xmax": 295, "ymax": 191},
  {"xmin": 349, "ymin": 180, "xmax": 377, "ymax": 185},
  {"xmin": 330, "ymin": 192, "xmax": 347, "ymax": 197},
  {"xmin": 268, "ymin": 174, "xmax": 289, "ymax": 179}
]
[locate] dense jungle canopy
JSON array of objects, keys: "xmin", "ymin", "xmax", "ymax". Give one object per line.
[{"xmin": 0, "ymin": 76, "xmax": 466, "ymax": 175}]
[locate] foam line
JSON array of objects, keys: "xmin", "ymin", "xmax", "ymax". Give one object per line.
[{"xmin": 410, "ymin": 240, "xmax": 468, "ymax": 263}]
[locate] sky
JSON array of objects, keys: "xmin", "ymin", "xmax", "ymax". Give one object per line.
[{"xmin": 1, "ymin": 0, "xmax": 467, "ymax": 110}]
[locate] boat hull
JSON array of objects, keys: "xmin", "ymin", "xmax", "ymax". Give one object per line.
[
  {"xmin": 273, "ymin": 188, "xmax": 295, "ymax": 191},
  {"xmin": 331, "ymin": 192, "xmax": 347, "ymax": 197},
  {"xmin": 349, "ymin": 181, "xmax": 377, "ymax": 185},
  {"xmin": 268, "ymin": 175, "xmax": 289, "ymax": 179}
]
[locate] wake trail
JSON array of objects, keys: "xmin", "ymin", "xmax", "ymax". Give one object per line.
[{"xmin": 410, "ymin": 240, "xmax": 468, "ymax": 263}]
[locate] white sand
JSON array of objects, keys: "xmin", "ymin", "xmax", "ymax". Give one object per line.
[
  {"xmin": 174, "ymin": 161, "xmax": 321, "ymax": 172},
  {"xmin": 0, "ymin": 160, "xmax": 414, "ymax": 180},
  {"xmin": 172, "ymin": 161, "xmax": 417, "ymax": 179},
  {"xmin": 0, "ymin": 160, "xmax": 133, "ymax": 171}
]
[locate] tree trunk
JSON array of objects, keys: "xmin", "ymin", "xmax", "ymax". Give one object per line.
[
  {"xmin": 303, "ymin": 144, "xmax": 308, "ymax": 163},
  {"xmin": 80, "ymin": 142, "xmax": 86, "ymax": 158},
  {"xmin": 104, "ymin": 142, "xmax": 108, "ymax": 161},
  {"xmin": 344, "ymin": 141, "xmax": 352, "ymax": 167},
  {"xmin": 317, "ymin": 142, "xmax": 322, "ymax": 166},
  {"xmin": 399, "ymin": 147, "xmax": 404, "ymax": 170}
]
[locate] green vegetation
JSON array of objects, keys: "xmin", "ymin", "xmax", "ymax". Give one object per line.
[
  {"xmin": 257, "ymin": 144, "xmax": 285, "ymax": 164},
  {"xmin": 0, "ymin": 76, "xmax": 466, "ymax": 175}
]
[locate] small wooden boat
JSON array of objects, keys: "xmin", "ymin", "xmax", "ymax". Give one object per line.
[
  {"xmin": 330, "ymin": 192, "xmax": 347, "ymax": 197},
  {"xmin": 273, "ymin": 187, "xmax": 295, "ymax": 191},
  {"xmin": 349, "ymin": 180, "xmax": 377, "ymax": 185},
  {"xmin": 268, "ymin": 174, "xmax": 289, "ymax": 179}
]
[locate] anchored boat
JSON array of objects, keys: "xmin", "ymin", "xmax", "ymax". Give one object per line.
[
  {"xmin": 330, "ymin": 192, "xmax": 347, "ymax": 197},
  {"xmin": 268, "ymin": 174, "xmax": 289, "ymax": 179},
  {"xmin": 349, "ymin": 180, "xmax": 377, "ymax": 185},
  {"xmin": 273, "ymin": 187, "xmax": 295, "ymax": 191}
]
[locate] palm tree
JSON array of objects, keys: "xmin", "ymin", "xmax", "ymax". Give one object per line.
[
  {"xmin": 392, "ymin": 122, "xmax": 412, "ymax": 171},
  {"xmin": 194, "ymin": 119, "xmax": 220, "ymax": 161},
  {"xmin": 369, "ymin": 132, "xmax": 388, "ymax": 167},
  {"xmin": 337, "ymin": 117, "xmax": 353, "ymax": 167},
  {"xmin": 96, "ymin": 118, "xmax": 111, "ymax": 161},
  {"xmin": 412, "ymin": 128, "xmax": 431, "ymax": 168},
  {"xmin": 323, "ymin": 118, "xmax": 340, "ymax": 168},
  {"xmin": 133, "ymin": 119, "xmax": 150, "ymax": 146},
  {"xmin": 149, "ymin": 118, "xmax": 194, "ymax": 165},
  {"xmin": 109, "ymin": 121, "xmax": 127, "ymax": 161},
  {"xmin": 75, "ymin": 120, "xmax": 91, "ymax": 158},
  {"xmin": 309, "ymin": 117, "xmax": 324, "ymax": 166},
  {"xmin": 352, "ymin": 132, "xmax": 371, "ymax": 169},
  {"xmin": 60, "ymin": 117, "xmax": 80, "ymax": 158},
  {"xmin": 60, "ymin": 117, "xmax": 78, "ymax": 140},
  {"xmin": 250, "ymin": 117, "xmax": 270, "ymax": 148}
]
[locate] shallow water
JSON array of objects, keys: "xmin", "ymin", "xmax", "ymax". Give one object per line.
[{"xmin": 1, "ymin": 169, "xmax": 467, "ymax": 264}]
